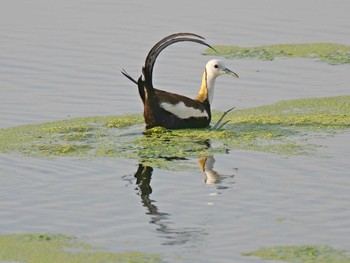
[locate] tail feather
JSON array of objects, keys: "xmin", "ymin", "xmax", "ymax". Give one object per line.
[
  {"xmin": 121, "ymin": 69, "xmax": 145, "ymax": 102},
  {"xmin": 143, "ymin": 33, "xmax": 216, "ymax": 86},
  {"xmin": 121, "ymin": 69, "xmax": 138, "ymax": 85}
]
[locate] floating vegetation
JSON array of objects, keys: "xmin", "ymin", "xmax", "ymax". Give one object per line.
[
  {"xmin": 106, "ymin": 113, "xmax": 144, "ymax": 128},
  {"xmin": 242, "ymin": 245, "xmax": 350, "ymax": 263},
  {"xmin": 226, "ymin": 95, "xmax": 350, "ymax": 127},
  {"xmin": 0, "ymin": 96, "xmax": 349, "ymax": 169},
  {"xmin": 204, "ymin": 43, "xmax": 350, "ymax": 64},
  {"xmin": 43, "ymin": 125, "xmax": 91, "ymax": 133},
  {"xmin": 0, "ymin": 233, "xmax": 160, "ymax": 263}
]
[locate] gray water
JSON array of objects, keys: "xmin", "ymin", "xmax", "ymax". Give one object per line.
[{"xmin": 1, "ymin": 0, "xmax": 350, "ymax": 262}]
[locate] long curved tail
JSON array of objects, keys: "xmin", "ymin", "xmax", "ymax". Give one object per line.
[
  {"xmin": 121, "ymin": 33, "xmax": 215, "ymax": 105},
  {"xmin": 142, "ymin": 33, "xmax": 215, "ymax": 87}
]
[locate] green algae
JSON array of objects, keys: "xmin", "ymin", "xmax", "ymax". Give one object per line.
[
  {"xmin": 204, "ymin": 43, "xmax": 350, "ymax": 64},
  {"xmin": 242, "ymin": 245, "xmax": 350, "ymax": 263},
  {"xmin": 0, "ymin": 115, "xmax": 142, "ymax": 157},
  {"xmin": 43, "ymin": 125, "xmax": 91, "ymax": 133},
  {"xmin": 0, "ymin": 96, "xmax": 349, "ymax": 169},
  {"xmin": 106, "ymin": 113, "xmax": 144, "ymax": 128},
  {"xmin": 217, "ymin": 96, "xmax": 349, "ymax": 155},
  {"xmin": 226, "ymin": 96, "xmax": 350, "ymax": 127},
  {"xmin": 137, "ymin": 128, "xmax": 231, "ymax": 168},
  {"xmin": 0, "ymin": 233, "xmax": 160, "ymax": 263},
  {"xmin": 36, "ymin": 144, "xmax": 91, "ymax": 156}
]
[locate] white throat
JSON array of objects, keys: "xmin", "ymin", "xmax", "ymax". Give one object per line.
[{"xmin": 206, "ymin": 72, "xmax": 217, "ymax": 105}]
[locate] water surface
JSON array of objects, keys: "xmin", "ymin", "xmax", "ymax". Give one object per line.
[{"xmin": 1, "ymin": 0, "xmax": 349, "ymax": 262}]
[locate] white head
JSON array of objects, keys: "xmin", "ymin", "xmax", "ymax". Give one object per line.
[
  {"xmin": 201, "ymin": 59, "xmax": 238, "ymax": 105},
  {"xmin": 205, "ymin": 59, "xmax": 239, "ymax": 78}
]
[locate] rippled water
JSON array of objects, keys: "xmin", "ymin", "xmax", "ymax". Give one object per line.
[{"xmin": 1, "ymin": 0, "xmax": 350, "ymax": 262}]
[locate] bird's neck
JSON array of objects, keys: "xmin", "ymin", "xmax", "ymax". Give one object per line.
[{"xmin": 196, "ymin": 69, "xmax": 216, "ymax": 105}]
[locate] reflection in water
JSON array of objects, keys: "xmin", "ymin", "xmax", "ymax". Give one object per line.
[
  {"xmin": 199, "ymin": 156, "xmax": 236, "ymax": 186},
  {"xmin": 124, "ymin": 156, "xmax": 236, "ymax": 246},
  {"xmin": 131, "ymin": 164, "xmax": 206, "ymax": 246}
]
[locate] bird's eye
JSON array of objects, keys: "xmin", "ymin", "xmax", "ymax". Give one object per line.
[{"xmin": 214, "ymin": 64, "xmax": 219, "ymax": 68}]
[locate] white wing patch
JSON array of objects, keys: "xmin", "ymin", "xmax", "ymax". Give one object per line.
[{"xmin": 160, "ymin": 102, "xmax": 208, "ymax": 119}]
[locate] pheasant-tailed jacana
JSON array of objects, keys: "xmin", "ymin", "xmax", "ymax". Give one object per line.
[{"xmin": 122, "ymin": 33, "xmax": 239, "ymax": 129}]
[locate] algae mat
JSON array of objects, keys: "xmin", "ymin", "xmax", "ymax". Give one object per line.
[
  {"xmin": 0, "ymin": 96, "xmax": 349, "ymax": 169},
  {"xmin": 243, "ymin": 245, "xmax": 350, "ymax": 263},
  {"xmin": 2, "ymin": 234, "xmax": 349, "ymax": 263},
  {"xmin": 204, "ymin": 43, "xmax": 350, "ymax": 64},
  {"xmin": 0, "ymin": 233, "xmax": 160, "ymax": 263}
]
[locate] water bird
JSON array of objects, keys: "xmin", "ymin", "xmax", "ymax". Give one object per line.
[{"xmin": 122, "ymin": 33, "xmax": 239, "ymax": 129}]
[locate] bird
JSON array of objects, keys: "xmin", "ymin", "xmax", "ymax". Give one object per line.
[{"xmin": 122, "ymin": 33, "xmax": 239, "ymax": 130}]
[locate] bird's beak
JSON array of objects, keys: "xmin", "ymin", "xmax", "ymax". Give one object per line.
[{"xmin": 223, "ymin": 68, "xmax": 239, "ymax": 78}]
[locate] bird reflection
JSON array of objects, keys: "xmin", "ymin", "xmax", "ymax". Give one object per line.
[
  {"xmin": 128, "ymin": 155, "xmax": 236, "ymax": 246},
  {"xmin": 198, "ymin": 156, "xmax": 236, "ymax": 185},
  {"xmin": 132, "ymin": 164, "xmax": 205, "ymax": 245},
  {"xmin": 133, "ymin": 165, "xmax": 170, "ymax": 223}
]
